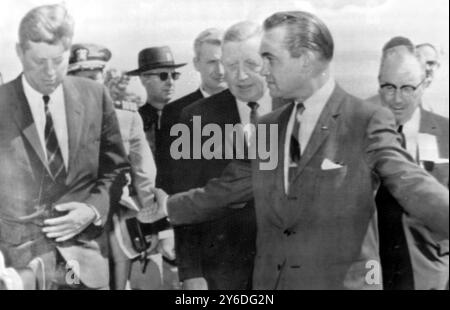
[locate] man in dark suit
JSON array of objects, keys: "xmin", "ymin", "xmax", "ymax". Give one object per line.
[
  {"xmin": 0, "ymin": 4, "xmax": 128, "ymax": 289},
  {"xmin": 161, "ymin": 28, "xmax": 227, "ymax": 290},
  {"xmin": 171, "ymin": 22, "xmax": 277, "ymax": 290},
  {"xmin": 162, "ymin": 28, "xmax": 226, "ymax": 195},
  {"xmin": 374, "ymin": 47, "xmax": 449, "ymax": 290},
  {"xmin": 152, "ymin": 11, "xmax": 449, "ymax": 290}
]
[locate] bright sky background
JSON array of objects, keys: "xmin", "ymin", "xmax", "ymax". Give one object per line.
[{"xmin": 1, "ymin": 0, "xmax": 448, "ymax": 116}]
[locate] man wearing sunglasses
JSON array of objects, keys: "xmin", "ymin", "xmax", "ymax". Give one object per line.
[
  {"xmin": 375, "ymin": 45, "xmax": 449, "ymax": 290},
  {"xmin": 127, "ymin": 46, "xmax": 185, "ymax": 289},
  {"xmin": 127, "ymin": 46, "xmax": 185, "ymax": 189}
]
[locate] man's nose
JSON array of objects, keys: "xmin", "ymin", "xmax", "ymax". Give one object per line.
[
  {"xmin": 260, "ymin": 61, "xmax": 269, "ymax": 76},
  {"xmin": 166, "ymin": 75, "xmax": 175, "ymax": 85},
  {"xmin": 394, "ymin": 89, "xmax": 403, "ymax": 104},
  {"xmin": 43, "ymin": 61, "xmax": 55, "ymax": 76},
  {"xmin": 216, "ymin": 63, "xmax": 225, "ymax": 76},
  {"xmin": 237, "ymin": 65, "xmax": 249, "ymax": 80}
]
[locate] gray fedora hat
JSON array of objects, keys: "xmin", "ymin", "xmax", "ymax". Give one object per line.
[{"xmin": 126, "ymin": 46, "xmax": 186, "ymax": 76}]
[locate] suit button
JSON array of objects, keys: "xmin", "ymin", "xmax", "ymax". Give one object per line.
[
  {"xmin": 277, "ymin": 264, "xmax": 282, "ymax": 270},
  {"xmin": 290, "ymin": 265, "xmax": 301, "ymax": 269}
]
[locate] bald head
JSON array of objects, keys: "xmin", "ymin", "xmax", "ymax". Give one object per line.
[
  {"xmin": 380, "ymin": 50, "xmax": 425, "ymax": 83},
  {"xmin": 378, "ymin": 50, "xmax": 426, "ymax": 125}
]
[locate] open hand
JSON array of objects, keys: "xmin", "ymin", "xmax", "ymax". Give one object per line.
[{"xmin": 43, "ymin": 202, "xmax": 97, "ymax": 242}]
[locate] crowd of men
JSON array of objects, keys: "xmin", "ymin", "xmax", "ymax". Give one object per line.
[{"xmin": 0, "ymin": 4, "xmax": 448, "ymax": 290}]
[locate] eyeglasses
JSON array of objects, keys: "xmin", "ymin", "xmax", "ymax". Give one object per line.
[
  {"xmin": 379, "ymin": 78, "xmax": 426, "ymax": 97},
  {"xmin": 141, "ymin": 71, "xmax": 181, "ymax": 81}
]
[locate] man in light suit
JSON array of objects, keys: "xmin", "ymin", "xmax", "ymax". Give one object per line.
[
  {"xmin": 172, "ymin": 22, "xmax": 276, "ymax": 290},
  {"xmin": 374, "ymin": 48, "xmax": 449, "ymax": 290},
  {"xmin": 152, "ymin": 11, "xmax": 449, "ymax": 290},
  {"xmin": 0, "ymin": 4, "xmax": 128, "ymax": 289}
]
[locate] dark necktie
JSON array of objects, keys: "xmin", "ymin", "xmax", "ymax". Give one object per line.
[
  {"xmin": 247, "ymin": 101, "xmax": 259, "ymax": 125},
  {"xmin": 397, "ymin": 125, "xmax": 406, "ymax": 149},
  {"xmin": 43, "ymin": 95, "xmax": 66, "ymax": 183},
  {"xmin": 289, "ymin": 102, "xmax": 305, "ymax": 184}
]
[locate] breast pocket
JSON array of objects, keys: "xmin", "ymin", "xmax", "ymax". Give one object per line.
[{"xmin": 315, "ymin": 165, "xmax": 348, "ymax": 199}]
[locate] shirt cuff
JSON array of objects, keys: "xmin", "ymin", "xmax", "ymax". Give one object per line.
[
  {"xmin": 87, "ymin": 204, "xmax": 102, "ymax": 226},
  {"xmin": 158, "ymin": 229, "xmax": 174, "ymax": 240}
]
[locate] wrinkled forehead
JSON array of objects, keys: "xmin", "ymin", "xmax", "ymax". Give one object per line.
[{"xmin": 221, "ymin": 38, "xmax": 262, "ymax": 62}]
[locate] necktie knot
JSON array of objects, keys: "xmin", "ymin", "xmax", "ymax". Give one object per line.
[
  {"xmin": 43, "ymin": 95, "xmax": 50, "ymax": 107},
  {"xmin": 296, "ymin": 102, "xmax": 305, "ymax": 115},
  {"xmin": 247, "ymin": 101, "xmax": 259, "ymax": 111},
  {"xmin": 248, "ymin": 102, "xmax": 259, "ymax": 125},
  {"xmin": 397, "ymin": 125, "xmax": 403, "ymax": 133}
]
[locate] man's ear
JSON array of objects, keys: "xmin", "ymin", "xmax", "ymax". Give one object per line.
[
  {"xmin": 298, "ymin": 50, "xmax": 314, "ymax": 75},
  {"xmin": 16, "ymin": 43, "xmax": 25, "ymax": 62},
  {"xmin": 193, "ymin": 57, "xmax": 200, "ymax": 72}
]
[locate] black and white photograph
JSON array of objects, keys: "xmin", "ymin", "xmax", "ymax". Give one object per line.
[{"xmin": 0, "ymin": 0, "xmax": 448, "ymax": 293}]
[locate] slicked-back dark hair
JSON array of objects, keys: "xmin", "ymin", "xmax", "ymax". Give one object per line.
[{"xmin": 263, "ymin": 11, "xmax": 334, "ymax": 61}]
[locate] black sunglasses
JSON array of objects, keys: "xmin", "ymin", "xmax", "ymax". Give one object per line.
[{"xmin": 142, "ymin": 71, "xmax": 181, "ymax": 81}]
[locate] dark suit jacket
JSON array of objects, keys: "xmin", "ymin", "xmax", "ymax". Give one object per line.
[
  {"xmin": 378, "ymin": 108, "xmax": 449, "ymax": 290},
  {"xmin": 171, "ymin": 89, "xmax": 256, "ymax": 289},
  {"xmin": 0, "ymin": 76, "xmax": 128, "ymax": 288},
  {"xmin": 167, "ymin": 85, "xmax": 449, "ymax": 289},
  {"xmin": 161, "ymin": 89, "xmax": 203, "ymax": 194}
]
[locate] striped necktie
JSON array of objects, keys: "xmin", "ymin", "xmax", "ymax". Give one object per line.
[
  {"xmin": 43, "ymin": 95, "xmax": 66, "ymax": 183},
  {"xmin": 289, "ymin": 102, "xmax": 305, "ymax": 184}
]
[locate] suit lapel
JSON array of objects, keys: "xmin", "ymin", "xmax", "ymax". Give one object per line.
[
  {"xmin": 290, "ymin": 85, "xmax": 344, "ymax": 184},
  {"xmin": 11, "ymin": 76, "xmax": 51, "ymax": 175},
  {"xmin": 419, "ymin": 107, "xmax": 440, "ymax": 136},
  {"xmin": 63, "ymin": 78, "xmax": 85, "ymax": 179}
]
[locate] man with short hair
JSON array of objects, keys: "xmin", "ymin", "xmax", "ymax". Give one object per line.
[
  {"xmin": 366, "ymin": 36, "xmax": 415, "ymax": 107},
  {"xmin": 162, "ymin": 28, "xmax": 226, "ymax": 194},
  {"xmin": 153, "ymin": 11, "xmax": 449, "ymax": 289},
  {"xmin": 416, "ymin": 43, "xmax": 440, "ymax": 87},
  {"xmin": 0, "ymin": 4, "xmax": 128, "ymax": 290},
  {"xmin": 171, "ymin": 21, "xmax": 277, "ymax": 290},
  {"xmin": 375, "ymin": 48, "xmax": 449, "ymax": 290}
]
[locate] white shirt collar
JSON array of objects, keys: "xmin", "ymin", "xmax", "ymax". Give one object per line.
[
  {"xmin": 284, "ymin": 77, "xmax": 335, "ymax": 193},
  {"xmin": 235, "ymin": 90, "xmax": 272, "ymax": 124},
  {"xmin": 403, "ymin": 107, "xmax": 421, "ymax": 161},
  {"xmin": 302, "ymin": 77, "xmax": 336, "ymax": 113},
  {"xmin": 199, "ymin": 87, "xmax": 212, "ymax": 99},
  {"xmin": 22, "ymin": 74, "xmax": 69, "ymax": 168}
]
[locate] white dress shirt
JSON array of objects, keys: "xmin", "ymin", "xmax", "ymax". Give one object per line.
[
  {"xmin": 235, "ymin": 91, "xmax": 272, "ymax": 147},
  {"xmin": 284, "ymin": 78, "xmax": 336, "ymax": 193},
  {"xmin": 235, "ymin": 91, "xmax": 272, "ymax": 127},
  {"xmin": 402, "ymin": 108, "xmax": 421, "ymax": 162},
  {"xmin": 22, "ymin": 75, "xmax": 69, "ymax": 170}
]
